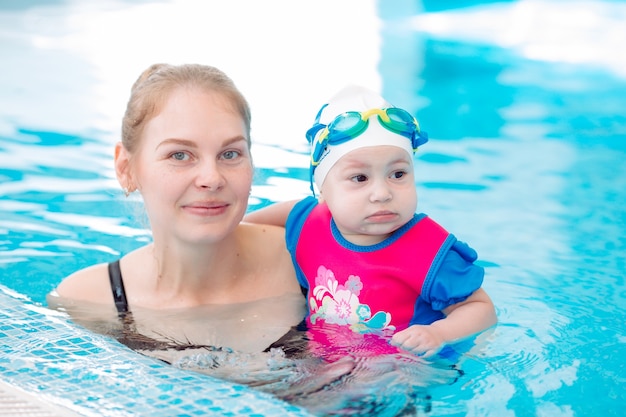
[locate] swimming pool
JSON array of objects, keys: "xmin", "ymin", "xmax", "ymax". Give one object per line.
[{"xmin": 1, "ymin": 0, "xmax": 625, "ymax": 415}]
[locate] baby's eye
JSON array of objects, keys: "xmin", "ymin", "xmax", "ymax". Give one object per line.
[
  {"xmin": 391, "ymin": 170, "xmax": 407, "ymax": 179},
  {"xmin": 170, "ymin": 151, "xmax": 189, "ymax": 161},
  {"xmin": 351, "ymin": 174, "xmax": 368, "ymax": 183}
]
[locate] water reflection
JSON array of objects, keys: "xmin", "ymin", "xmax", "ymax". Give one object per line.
[{"xmin": 49, "ymin": 289, "xmax": 471, "ymax": 416}]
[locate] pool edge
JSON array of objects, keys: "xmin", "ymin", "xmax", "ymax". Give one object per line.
[{"xmin": 0, "ymin": 285, "xmax": 313, "ymax": 417}]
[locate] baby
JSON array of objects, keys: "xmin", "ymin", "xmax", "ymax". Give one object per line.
[{"xmin": 246, "ymin": 85, "xmax": 496, "ymax": 357}]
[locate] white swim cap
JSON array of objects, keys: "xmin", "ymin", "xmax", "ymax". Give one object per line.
[{"xmin": 307, "ymin": 85, "xmax": 427, "ymax": 191}]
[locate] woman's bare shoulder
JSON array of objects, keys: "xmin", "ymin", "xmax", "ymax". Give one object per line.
[
  {"xmin": 238, "ymin": 222, "xmax": 301, "ymax": 294},
  {"xmin": 242, "ymin": 223, "xmax": 291, "ymax": 257},
  {"xmin": 239, "ymin": 222, "xmax": 287, "ymax": 242},
  {"xmin": 53, "ymin": 262, "xmax": 113, "ymax": 304}
]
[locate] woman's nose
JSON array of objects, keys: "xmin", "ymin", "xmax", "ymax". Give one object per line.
[{"xmin": 195, "ymin": 160, "xmax": 225, "ymax": 191}]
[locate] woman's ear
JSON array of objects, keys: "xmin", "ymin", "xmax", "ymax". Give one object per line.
[{"xmin": 114, "ymin": 142, "xmax": 134, "ymax": 193}]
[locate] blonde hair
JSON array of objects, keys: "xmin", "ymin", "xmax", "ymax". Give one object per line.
[{"xmin": 121, "ymin": 63, "xmax": 252, "ymax": 153}]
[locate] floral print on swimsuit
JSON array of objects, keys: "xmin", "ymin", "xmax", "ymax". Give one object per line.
[{"xmin": 308, "ymin": 265, "xmax": 396, "ymax": 334}]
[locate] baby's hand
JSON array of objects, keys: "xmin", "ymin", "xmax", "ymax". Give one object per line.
[{"xmin": 390, "ymin": 324, "xmax": 445, "ymax": 358}]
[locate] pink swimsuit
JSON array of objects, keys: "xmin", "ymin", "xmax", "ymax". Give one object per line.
[{"xmin": 290, "ymin": 199, "xmax": 454, "ymax": 333}]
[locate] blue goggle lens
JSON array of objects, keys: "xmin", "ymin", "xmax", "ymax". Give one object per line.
[{"xmin": 308, "ymin": 107, "xmax": 427, "ymax": 167}]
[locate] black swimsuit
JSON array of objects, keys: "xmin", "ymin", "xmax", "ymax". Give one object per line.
[
  {"xmin": 107, "ymin": 259, "xmax": 309, "ymax": 357},
  {"xmin": 106, "ymin": 260, "xmax": 241, "ymax": 358},
  {"xmin": 108, "ymin": 260, "xmax": 129, "ymax": 314},
  {"xmin": 108, "ymin": 259, "xmax": 307, "ymax": 313}
]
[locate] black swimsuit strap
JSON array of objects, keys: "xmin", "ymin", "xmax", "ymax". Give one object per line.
[{"xmin": 108, "ymin": 260, "xmax": 129, "ymax": 314}]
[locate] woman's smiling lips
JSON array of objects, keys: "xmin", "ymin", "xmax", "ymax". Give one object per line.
[{"xmin": 183, "ymin": 201, "xmax": 230, "ymax": 216}]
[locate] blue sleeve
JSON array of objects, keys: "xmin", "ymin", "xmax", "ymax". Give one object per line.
[
  {"xmin": 422, "ymin": 239, "xmax": 485, "ymax": 311},
  {"xmin": 285, "ymin": 196, "xmax": 318, "ymax": 289}
]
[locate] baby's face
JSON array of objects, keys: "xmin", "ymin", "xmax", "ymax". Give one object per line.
[{"xmin": 320, "ymin": 145, "xmax": 417, "ymax": 246}]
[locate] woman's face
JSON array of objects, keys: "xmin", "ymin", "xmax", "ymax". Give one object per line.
[{"xmin": 128, "ymin": 86, "xmax": 253, "ymax": 245}]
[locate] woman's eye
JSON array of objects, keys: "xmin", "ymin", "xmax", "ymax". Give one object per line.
[
  {"xmin": 171, "ymin": 151, "xmax": 189, "ymax": 161},
  {"xmin": 221, "ymin": 150, "xmax": 241, "ymax": 160}
]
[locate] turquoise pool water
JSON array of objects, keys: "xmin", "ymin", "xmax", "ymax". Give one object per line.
[{"xmin": 1, "ymin": 0, "xmax": 625, "ymax": 416}]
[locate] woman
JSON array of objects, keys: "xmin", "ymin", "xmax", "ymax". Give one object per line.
[{"xmin": 48, "ymin": 63, "xmax": 306, "ymax": 361}]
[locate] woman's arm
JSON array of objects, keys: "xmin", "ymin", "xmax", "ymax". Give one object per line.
[{"xmin": 243, "ymin": 199, "xmax": 299, "ymax": 227}]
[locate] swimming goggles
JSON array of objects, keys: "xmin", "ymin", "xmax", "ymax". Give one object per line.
[{"xmin": 306, "ymin": 106, "xmax": 429, "ymax": 167}]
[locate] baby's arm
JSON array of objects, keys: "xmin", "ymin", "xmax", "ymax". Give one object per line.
[
  {"xmin": 243, "ymin": 199, "xmax": 299, "ymax": 227},
  {"xmin": 390, "ymin": 288, "xmax": 496, "ymax": 357}
]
